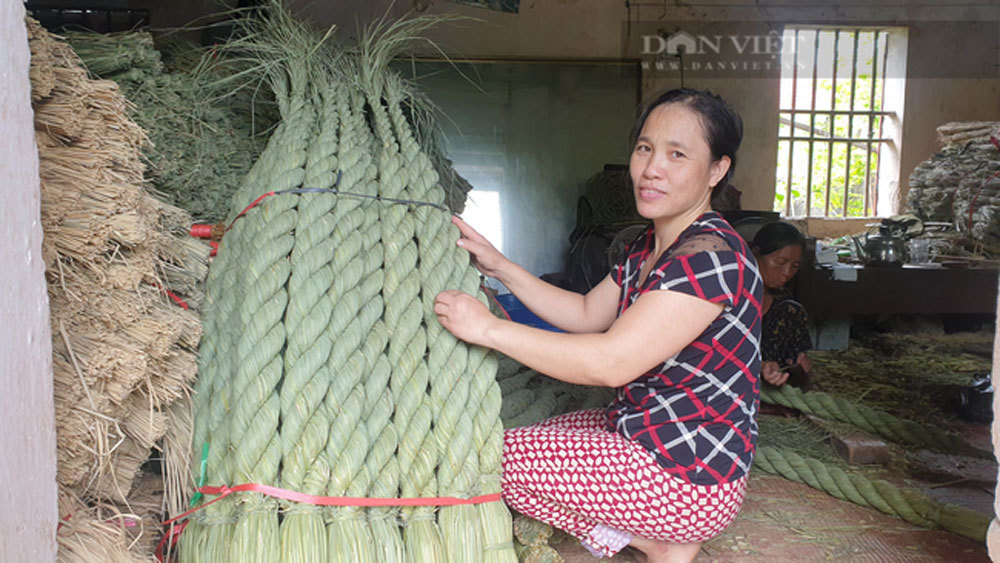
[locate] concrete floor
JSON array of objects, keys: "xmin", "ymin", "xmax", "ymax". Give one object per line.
[{"xmin": 552, "ymin": 473, "xmax": 991, "ymax": 562}]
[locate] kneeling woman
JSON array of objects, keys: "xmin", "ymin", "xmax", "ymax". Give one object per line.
[{"xmin": 434, "ymin": 89, "xmax": 762, "ymax": 562}]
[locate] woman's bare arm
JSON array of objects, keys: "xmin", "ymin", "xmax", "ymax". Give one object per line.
[
  {"xmin": 452, "ymin": 215, "xmax": 619, "ymax": 333},
  {"xmin": 434, "ymin": 287, "xmax": 724, "ymax": 387}
]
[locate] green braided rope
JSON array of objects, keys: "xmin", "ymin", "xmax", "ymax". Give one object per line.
[
  {"xmin": 207, "ymin": 51, "xmax": 319, "ymax": 541},
  {"xmin": 319, "ymin": 86, "xmax": 398, "ymax": 563},
  {"xmin": 367, "ymin": 83, "xmax": 446, "ymax": 561},
  {"xmin": 184, "ymin": 247, "xmax": 227, "ymax": 563},
  {"xmin": 180, "ymin": 13, "xmax": 307, "ymax": 563},
  {"xmin": 329, "ymin": 85, "xmax": 407, "ymax": 563},
  {"xmin": 320, "ymin": 263, "xmax": 379, "ymax": 562},
  {"xmin": 194, "ymin": 71, "xmax": 317, "ymax": 562},
  {"xmin": 500, "ymin": 389, "xmax": 536, "ymax": 422},
  {"xmin": 176, "ymin": 518, "xmax": 205, "ymax": 563},
  {"xmin": 505, "ymin": 388, "xmax": 560, "ymax": 430},
  {"xmin": 754, "ymin": 446, "xmax": 990, "ymax": 542},
  {"xmin": 361, "ymin": 319, "xmax": 405, "ymax": 563},
  {"xmin": 182, "ymin": 95, "xmax": 317, "ymax": 561},
  {"xmin": 469, "ymin": 349, "xmax": 517, "ymax": 563},
  {"xmin": 513, "ymin": 514, "xmax": 554, "ymax": 547},
  {"xmin": 183, "ymin": 8, "xmax": 520, "ymax": 562},
  {"xmin": 277, "ymin": 82, "xmax": 344, "ymax": 563},
  {"xmin": 190, "ymin": 90, "xmax": 309, "ymax": 493},
  {"xmin": 383, "ymin": 80, "xmax": 485, "ymax": 562},
  {"xmin": 301, "ymin": 82, "xmax": 381, "ymax": 562},
  {"xmin": 496, "ymin": 364, "xmax": 614, "ymax": 430},
  {"xmin": 760, "ymin": 384, "xmax": 990, "ymax": 458},
  {"xmin": 457, "ymin": 263, "xmax": 516, "ymax": 562},
  {"xmin": 227, "ymin": 174, "xmax": 302, "ymax": 563},
  {"xmin": 512, "ymin": 514, "xmax": 561, "ymax": 563}
]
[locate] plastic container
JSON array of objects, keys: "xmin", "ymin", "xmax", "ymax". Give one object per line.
[{"xmin": 493, "ymin": 293, "xmax": 562, "ymax": 332}]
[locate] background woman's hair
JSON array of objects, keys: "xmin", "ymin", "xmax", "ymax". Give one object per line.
[
  {"xmin": 628, "ymin": 88, "xmax": 744, "ymax": 190},
  {"xmin": 751, "ymin": 221, "xmax": 806, "ymax": 256}
]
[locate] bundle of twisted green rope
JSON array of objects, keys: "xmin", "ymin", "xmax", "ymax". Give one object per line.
[
  {"xmin": 760, "ymin": 384, "xmax": 991, "ymax": 458},
  {"xmin": 65, "ymin": 29, "xmax": 278, "ymax": 222},
  {"xmin": 754, "ymin": 446, "xmax": 989, "ymax": 542},
  {"xmin": 178, "ymin": 5, "xmax": 515, "ymax": 562},
  {"xmin": 497, "ymin": 363, "xmax": 614, "ymax": 429},
  {"xmin": 755, "ymin": 386, "xmax": 993, "ymax": 544}
]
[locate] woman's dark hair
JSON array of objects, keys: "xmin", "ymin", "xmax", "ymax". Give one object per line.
[
  {"xmin": 751, "ymin": 221, "xmax": 806, "ymax": 256},
  {"xmin": 629, "ymin": 88, "xmax": 744, "ymax": 190}
]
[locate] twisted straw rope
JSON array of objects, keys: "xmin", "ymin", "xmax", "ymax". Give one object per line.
[
  {"xmin": 333, "ymin": 85, "xmax": 407, "ymax": 563},
  {"xmin": 385, "ymin": 80, "xmax": 515, "ymax": 561},
  {"xmin": 276, "ymin": 81, "xmax": 343, "ymax": 563},
  {"xmin": 183, "ymin": 15, "xmax": 519, "ymax": 562},
  {"xmin": 469, "ymin": 353, "xmax": 516, "ymax": 562},
  {"xmin": 182, "ymin": 89, "xmax": 317, "ymax": 563},
  {"xmin": 760, "ymin": 384, "xmax": 989, "ymax": 458},
  {"xmin": 318, "ymin": 84, "xmax": 380, "ymax": 562},
  {"xmin": 225, "ymin": 96, "xmax": 311, "ymax": 561},
  {"xmin": 368, "ymin": 82, "xmax": 446, "ymax": 562},
  {"xmin": 754, "ymin": 446, "xmax": 989, "ymax": 542},
  {"xmin": 398, "ymin": 86, "xmax": 498, "ymax": 562}
]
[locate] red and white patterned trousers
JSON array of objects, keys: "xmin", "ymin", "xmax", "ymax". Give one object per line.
[{"xmin": 502, "ymin": 409, "xmax": 748, "ymax": 558}]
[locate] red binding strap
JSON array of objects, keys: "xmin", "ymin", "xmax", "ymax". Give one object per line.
[{"xmin": 162, "ymin": 483, "xmax": 501, "ymax": 528}]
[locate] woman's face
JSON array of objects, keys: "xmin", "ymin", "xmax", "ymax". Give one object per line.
[
  {"xmin": 629, "ymin": 103, "xmax": 730, "ymax": 222},
  {"xmin": 757, "ymin": 244, "xmax": 803, "ymax": 290}
]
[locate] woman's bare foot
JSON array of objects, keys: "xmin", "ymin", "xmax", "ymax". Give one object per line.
[{"xmin": 627, "ymin": 535, "xmax": 702, "ymax": 563}]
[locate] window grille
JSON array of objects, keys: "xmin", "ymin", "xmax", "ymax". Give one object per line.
[{"xmin": 775, "ymin": 27, "xmax": 897, "ymax": 218}]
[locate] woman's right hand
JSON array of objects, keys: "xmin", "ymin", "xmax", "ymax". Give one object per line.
[
  {"xmin": 452, "ymin": 215, "xmax": 510, "ymax": 280},
  {"xmin": 762, "ymin": 361, "xmax": 788, "ymax": 386},
  {"xmin": 434, "ymin": 289, "xmax": 498, "ymax": 346}
]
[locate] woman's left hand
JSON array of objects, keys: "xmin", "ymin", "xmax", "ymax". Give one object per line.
[{"xmin": 434, "ymin": 290, "xmax": 497, "ymax": 346}]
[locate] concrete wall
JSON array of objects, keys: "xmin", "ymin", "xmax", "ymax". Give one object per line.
[
  {"xmin": 399, "ymin": 61, "xmax": 639, "ymax": 276},
  {"xmin": 290, "ymin": 0, "xmax": 999, "ymax": 241},
  {"xmin": 0, "ymin": 1, "xmax": 58, "ymax": 561}
]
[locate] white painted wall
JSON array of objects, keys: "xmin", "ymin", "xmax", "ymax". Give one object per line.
[{"xmin": 0, "ymin": 1, "xmax": 58, "ymax": 561}]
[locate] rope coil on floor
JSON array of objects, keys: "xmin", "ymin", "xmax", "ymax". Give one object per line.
[
  {"xmin": 760, "ymin": 384, "xmax": 990, "ymax": 458},
  {"xmin": 753, "ymin": 445, "xmax": 990, "ymax": 543}
]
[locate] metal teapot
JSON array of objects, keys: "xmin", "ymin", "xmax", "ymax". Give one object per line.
[{"xmin": 852, "ymin": 232, "xmax": 908, "ymax": 266}]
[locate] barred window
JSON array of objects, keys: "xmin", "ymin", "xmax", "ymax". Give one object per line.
[{"xmin": 775, "ymin": 26, "xmax": 907, "ymax": 218}]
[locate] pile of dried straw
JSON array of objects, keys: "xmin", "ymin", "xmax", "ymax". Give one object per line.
[
  {"xmin": 29, "ymin": 18, "xmax": 209, "ymax": 562},
  {"xmin": 907, "ymin": 121, "xmax": 1000, "ymax": 245}
]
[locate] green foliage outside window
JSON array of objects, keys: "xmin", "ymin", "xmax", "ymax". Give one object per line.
[{"xmin": 775, "ymin": 30, "xmax": 888, "ymax": 218}]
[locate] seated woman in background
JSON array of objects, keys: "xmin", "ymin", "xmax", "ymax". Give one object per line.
[{"xmin": 751, "ymin": 221, "xmax": 813, "ymax": 388}]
